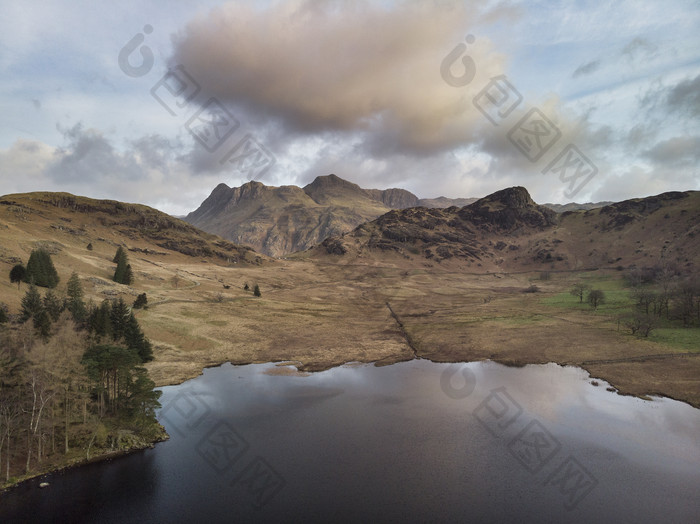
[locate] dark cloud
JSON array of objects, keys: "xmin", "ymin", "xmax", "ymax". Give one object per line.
[
  {"xmin": 572, "ymin": 60, "xmax": 600, "ymax": 78},
  {"xmin": 48, "ymin": 123, "xmax": 142, "ymax": 183},
  {"xmin": 665, "ymin": 74, "xmax": 700, "ymax": 118}
]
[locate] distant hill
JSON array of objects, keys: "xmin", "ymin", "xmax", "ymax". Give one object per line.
[
  {"xmin": 313, "ymin": 187, "xmax": 700, "ymax": 274},
  {"xmin": 0, "ymin": 192, "xmax": 261, "ymax": 268},
  {"xmin": 543, "ymin": 201, "xmax": 614, "ymax": 213}
]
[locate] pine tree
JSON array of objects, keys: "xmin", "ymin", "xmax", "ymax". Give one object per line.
[
  {"xmin": 113, "ymin": 246, "xmax": 127, "ymax": 264},
  {"xmin": 110, "ymin": 298, "xmax": 130, "ymax": 341},
  {"xmin": 43, "ymin": 289, "xmax": 63, "ymax": 321},
  {"xmin": 33, "ymin": 308, "xmax": 52, "ymax": 339},
  {"xmin": 10, "ymin": 263, "xmax": 26, "ymax": 290},
  {"xmin": 124, "ymin": 312, "xmax": 153, "ymax": 362},
  {"xmin": 21, "ymin": 282, "xmax": 44, "ymax": 322},
  {"xmin": 112, "ymin": 247, "xmax": 133, "ymax": 285},
  {"xmin": 89, "ymin": 300, "xmax": 113, "ymax": 340},
  {"xmin": 123, "ymin": 264, "xmax": 134, "ymax": 286},
  {"xmin": 0, "ymin": 303, "xmax": 8, "ymax": 324},
  {"xmin": 253, "ymin": 284, "xmax": 261, "ymax": 297},
  {"xmin": 25, "ymin": 249, "xmax": 59, "ymax": 288},
  {"xmin": 66, "ymin": 272, "xmax": 86, "ymax": 322}
]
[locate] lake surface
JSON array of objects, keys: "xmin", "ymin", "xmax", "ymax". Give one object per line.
[{"xmin": 1, "ymin": 359, "xmax": 699, "ymax": 523}]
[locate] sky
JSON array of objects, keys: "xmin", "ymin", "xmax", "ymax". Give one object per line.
[{"xmin": 0, "ymin": 0, "xmax": 698, "ymax": 215}]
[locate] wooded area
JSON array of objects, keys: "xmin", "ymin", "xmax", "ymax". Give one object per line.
[{"xmin": 1, "ymin": 267, "xmax": 162, "ymax": 488}]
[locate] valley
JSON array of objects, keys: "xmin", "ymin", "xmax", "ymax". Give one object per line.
[{"xmin": 1, "ymin": 188, "xmax": 698, "ymax": 409}]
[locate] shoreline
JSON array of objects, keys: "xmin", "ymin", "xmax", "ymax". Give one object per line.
[
  {"xmin": 0, "ymin": 428, "xmax": 169, "ymax": 495},
  {"xmin": 153, "ymin": 353, "xmax": 700, "ymax": 410}
]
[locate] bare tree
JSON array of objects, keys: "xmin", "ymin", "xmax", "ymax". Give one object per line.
[
  {"xmin": 570, "ymin": 282, "xmax": 590, "ymax": 303},
  {"xmin": 623, "ymin": 312, "xmax": 656, "ymax": 337}
]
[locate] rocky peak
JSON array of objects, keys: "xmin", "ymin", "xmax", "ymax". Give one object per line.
[
  {"xmin": 365, "ymin": 187, "xmax": 420, "ymax": 209},
  {"xmin": 474, "ymin": 186, "xmax": 534, "ymax": 209},
  {"xmin": 462, "ymin": 187, "xmax": 557, "ymax": 230}
]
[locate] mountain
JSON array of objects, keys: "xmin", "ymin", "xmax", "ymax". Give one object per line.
[
  {"xmin": 185, "ymin": 175, "xmax": 425, "ymax": 257},
  {"xmin": 314, "ymin": 187, "xmax": 700, "ymax": 273},
  {"xmin": 185, "ymin": 175, "xmax": 644, "ymax": 257}
]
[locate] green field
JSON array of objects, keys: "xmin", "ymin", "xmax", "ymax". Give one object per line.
[{"xmin": 541, "ymin": 274, "xmax": 700, "ymax": 351}]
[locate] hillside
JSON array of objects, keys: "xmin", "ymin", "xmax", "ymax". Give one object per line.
[
  {"xmin": 0, "ymin": 192, "xmax": 263, "ymax": 304},
  {"xmin": 313, "ymin": 187, "xmax": 700, "ymax": 274}
]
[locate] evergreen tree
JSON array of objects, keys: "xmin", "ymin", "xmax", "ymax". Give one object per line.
[
  {"xmin": 112, "ymin": 247, "xmax": 133, "ymax": 285},
  {"xmin": 82, "ymin": 344, "xmax": 141, "ymax": 416},
  {"xmin": 127, "ymin": 367, "xmax": 161, "ymax": 420},
  {"xmin": 66, "ymin": 272, "xmax": 86, "ymax": 322},
  {"xmin": 113, "ymin": 246, "xmax": 127, "ymax": 264},
  {"xmin": 123, "ymin": 264, "xmax": 134, "ymax": 286},
  {"xmin": 124, "ymin": 312, "xmax": 153, "ymax": 362},
  {"xmin": 10, "ymin": 263, "xmax": 27, "ymax": 290},
  {"xmin": 25, "ymin": 248, "xmax": 59, "ymax": 288},
  {"xmin": 33, "ymin": 308, "xmax": 52, "ymax": 339},
  {"xmin": 253, "ymin": 284, "xmax": 261, "ymax": 297},
  {"xmin": 0, "ymin": 303, "xmax": 8, "ymax": 324},
  {"xmin": 110, "ymin": 298, "xmax": 130, "ymax": 341},
  {"xmin": 243, "ymin": 282, "xmax": 249, "ymax": 291},
  {"xmin": 89, "ymin": 300, "xmax": 113, "ymax": 340},
  {"xmin": 21, "ymin": 282, "xmax": 44, "ymax": 322},
  {"xmin": 43, "ymin": 289, "xmax": 63, "ymax": 322}
]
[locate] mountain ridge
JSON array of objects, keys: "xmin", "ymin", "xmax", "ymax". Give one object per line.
[
  {"xmin": 185, "ymin": 175, "xmax": 615, "ymax": 256},
  {"xmin": 314, "ymin": 187, "xmax": 700, "ymax": 274}
]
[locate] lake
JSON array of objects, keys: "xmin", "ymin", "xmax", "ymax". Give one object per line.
[{"xmin": 1, "ymin": 359, "xmax": 699, "ymax": 523}]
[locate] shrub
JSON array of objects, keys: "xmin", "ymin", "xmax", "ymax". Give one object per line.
[
  {"xmin": 10, "ymin": 263, "xmax": 27, "ymax": 289},
  {"xmin": 133, "ymin": 293, "xmax": 148, "ymax": 309}
]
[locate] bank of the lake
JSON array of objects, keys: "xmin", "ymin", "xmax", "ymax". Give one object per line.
[{"xmin": 0, "ymin": 424, "xmax": 168, "ymax": 494}]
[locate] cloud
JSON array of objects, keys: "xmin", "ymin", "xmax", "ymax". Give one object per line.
[
  {"xmin": 0, "ymin": 123, "xmax": 214, "ymax": 215},
  {"xmin": 170, "ymin": 0, "xmax": 509, "ymax": 156},
  {"xmin": 642, "ymin": 136, "xmax": 700, "ymax": 167},
  {"xmin": 572, "ymin": 60, "xmax": 600, "ymax": 78}
]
